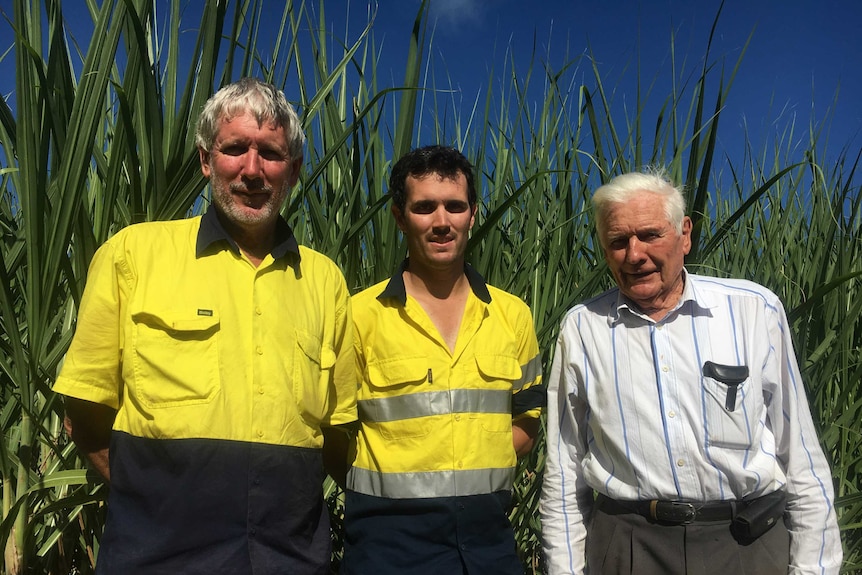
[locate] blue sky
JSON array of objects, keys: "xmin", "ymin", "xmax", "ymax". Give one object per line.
[
  {"xmin": 1, "ymin": 0, "xmax": 859, "ymax": 170},
  {"xmin": 328, "ymin": 0, "xmax": 861, "ymax": 166}
]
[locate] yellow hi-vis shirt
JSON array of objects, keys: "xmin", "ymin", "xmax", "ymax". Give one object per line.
[
  {"xmin": 347, "ymin": 261, "xmax": 543, "ymax": 499},
  {"xmin": 53, "ymin": 209, "xmax": 355, "ymax": 573},
  {"xmin": 54, "ymin": 212, "xmax": 357, "ymax": 446}
]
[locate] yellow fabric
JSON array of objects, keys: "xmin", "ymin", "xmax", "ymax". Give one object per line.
[
  {"xmin": 54, "ymin": 216, "xmax": 356, "ymax": 448},
  {"xmin": 350, "ymin": 275, "xmax": 542, "ymax": 482}
]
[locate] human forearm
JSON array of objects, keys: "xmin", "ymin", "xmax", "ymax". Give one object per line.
[
  {"xmin": 63, "ymin": 397, "xmax": 115, "ymax": 482},
  {"xmin": 322, "ymin": 424, "xmax": 355, "ymax": 488},
  {"xmin": 80, "ymin": 444, "xmax": 111, "ymax": 482},
  {"xmin": 770, "ymin": 302, "xmax": 842, "ymax": 572},
  {"xmin": 540, "ymin": 422, "xmax": 590, "ymax": 575},
  {"xmin": 512, "ymin": 417, "xmax": 539, "ymax": 457},
  {"xmin": 540, "ymin": 330, "xmax": 591, "ymax": 574},
  {"xmin": 780, "ymin": 415, "xmax": 842, "ymax": 573}
]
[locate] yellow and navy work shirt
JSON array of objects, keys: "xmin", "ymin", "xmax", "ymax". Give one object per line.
[
  {"xmin": 347, "ymin": 262, "xmax": 543, "ymax": 498},
  {"xmin": 342, "ymin": 261, "xmax": 543, "ymax": 574},
  {"xmin": 54, "ymin": 209, "xmax": 356, "ymax": 575}
]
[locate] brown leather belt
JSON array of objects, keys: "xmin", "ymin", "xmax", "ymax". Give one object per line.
[{"xmin": 596, "ymin": 493, "xmax": 749, "ymax": 524}]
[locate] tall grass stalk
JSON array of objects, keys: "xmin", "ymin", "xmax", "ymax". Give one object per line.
[{"xmin": 0, "ymin": 1, "xmax": 859, "ymax": 573}]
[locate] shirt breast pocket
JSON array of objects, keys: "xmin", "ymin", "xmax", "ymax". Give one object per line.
[
  {"xmin": 131, "ymin": 309, "xmax": 220, "ymax": 408},
  {"xmin": 364, "ymin": 358, "xmax": 433, "ymax": 439},
  {"xmin": 474, "ymin": 354, "xmax": 520, "ymax": 433},
  {"xmin": 475, "ymin": 354, "xmax": 522, "ymax": 386},
  {"xmin": 701, "ymin": 364, "xmax": 762, "ymax": 449}
]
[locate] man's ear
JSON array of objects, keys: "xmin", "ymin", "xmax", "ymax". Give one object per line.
[
  {"xmin": 287, "ymin": 156, "xmax": 303, "ymax": 188},
  {"xmin": 681, "ymin": 216, "xmax": 693, "ymax": 255},
  {"xmin": 198, "ymin": 147, "xmax": 211, "ymax": 178},
  {"xmin": 391, "ymin": 204, "xmax": 406, "ymax": 232}
]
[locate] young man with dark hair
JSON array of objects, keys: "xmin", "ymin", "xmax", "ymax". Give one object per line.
[{"xmin": 340, "ymin": 145, "xmax": 544, "ymax": 574}]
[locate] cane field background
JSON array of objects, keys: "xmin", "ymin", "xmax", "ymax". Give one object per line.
[{"xmin": 0, "ymin": 0, "xmax": 859, "ymax": 573}]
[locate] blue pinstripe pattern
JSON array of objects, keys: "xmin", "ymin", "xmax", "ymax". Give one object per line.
[
  {"xmin": 540, "ymin": 271, "xmax": 842, "ymax": 575},
  {"xmin": 651, "ymin": 325, "xmax": 682, "ymax": 496}
]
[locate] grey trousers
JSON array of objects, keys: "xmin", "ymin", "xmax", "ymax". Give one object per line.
[{"xmin": 586, "ymin": 499, "xmax": 790, "ymax": 574}]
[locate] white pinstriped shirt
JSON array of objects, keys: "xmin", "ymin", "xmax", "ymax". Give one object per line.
[{"xmin": 540, "ymin": 270, "xmax": 842, "ymax": 574}]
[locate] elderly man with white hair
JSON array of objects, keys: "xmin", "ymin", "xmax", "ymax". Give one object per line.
[{"xmin": 540, "ymin": 168, "xmax": 841, "ymax": 574}]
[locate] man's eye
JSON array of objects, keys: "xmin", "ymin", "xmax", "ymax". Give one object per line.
[
  {"xmin": 220, "ymin": 145, "xmax": 247, "ymax": 156},
  {"xmin": 445, "ymin": 202, "xmax": 469, "ymax": 213},
  {"xmin": 607, "ymin": 237, "xmax": 626, "ymax": 249},
  {"xmin": 259, "ymin": 149, "xmax": 286, "ymax": 161},
  {"xmin": 412, "ymin": 204, "xmax": 435, "ymax": 214}
]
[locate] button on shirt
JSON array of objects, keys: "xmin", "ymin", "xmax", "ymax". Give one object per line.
[
  {"xmin": 54, "ymin": 209, "xmax": 356, "ymax": 574},
  {"xmin": 540, "ymin": 271, "xmax": 841, "ymax": 575}
]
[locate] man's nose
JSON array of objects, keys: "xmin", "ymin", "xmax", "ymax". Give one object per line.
[
  {"xmin": 625, "ymin": 237, "xmax": 645, "ymax": 262},
  {"xmin": 431, "ymin": 206, "xmax": 450, "ymax": 228},
  {"xmin": 240, "ymin": 150, "xmax": 263, "ymax": 178}
]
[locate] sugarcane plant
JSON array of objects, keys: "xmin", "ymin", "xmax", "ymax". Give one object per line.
[{"xmin": 0, "ymin": 0, "xmax": 859, "ymax": 573}]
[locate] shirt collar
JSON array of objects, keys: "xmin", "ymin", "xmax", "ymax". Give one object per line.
[
  {"xmin": 611, "ymin": 268, "xmax": 711, "ymax": 324},
  {"xmin": 377, "ymin": 258, "xmax": 493, "ymax": 306},
  {"xmin": 195, "ymin": 207, "xmax": 301, "ymax": 262}
]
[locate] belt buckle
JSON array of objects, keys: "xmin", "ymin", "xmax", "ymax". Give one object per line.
[{"xmin": 650, "ymin": 500, "xmax": 697, "ymax": 524}]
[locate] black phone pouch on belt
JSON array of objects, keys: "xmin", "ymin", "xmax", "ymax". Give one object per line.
[{"xmin": 730, "ymin": 490, "xmax": 786, "ymax": 542}]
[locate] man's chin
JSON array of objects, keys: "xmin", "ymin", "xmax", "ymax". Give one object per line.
[
  {"xmin": 220, "ymin": 203, "xmax": 276, "ymax": 225},
  {"xmin": 624, "ymin": 274, "xmax": 658, "ymax": 289},
  {"xmin": 623, "ymin": 285, "xmax": 659, "ymax": 304},
  {"xmin": 425, "ymin": 253, "xmax": 463, "ymax": 269}
]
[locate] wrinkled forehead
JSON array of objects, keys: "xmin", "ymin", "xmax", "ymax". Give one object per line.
[
  {"xmin": 602, "ymin": 193, "xmax": 671, "ymax": 225},
  {"xmin": 216, "ymin": 107, "xmax": 282, "ymax": 131}
]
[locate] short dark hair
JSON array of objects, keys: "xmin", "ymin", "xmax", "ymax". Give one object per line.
[{"xmin": 389, "ymin": 145, "xmax": 477, "ymax": 211}]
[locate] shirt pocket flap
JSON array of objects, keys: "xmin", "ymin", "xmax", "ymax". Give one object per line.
[
  {"xmin": 475, "ymin": 354, "xmax": 522, "ymax": 381},
  {"xmin": 131, "ymin": 309, "xmax": 220, "ymax": 332},
  {"xmin": 368, "ymin": 358, "xmax": 428, "ymax": 388},
  {"xmin": 296, "ymin": 330, "xmax": 335, "ymax": 369}
]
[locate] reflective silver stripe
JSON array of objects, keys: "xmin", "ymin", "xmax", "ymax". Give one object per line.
[
  {"xmin": 347, "ymin": 466, "xmax": 515, "ymax": 498},
  {"xmin": 358, "ymin": 389, "xmax": 511, "ymax": 423},
  {"xmin": 514, "ymin": 354, "xmax": 542, "ymax": 391}
]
